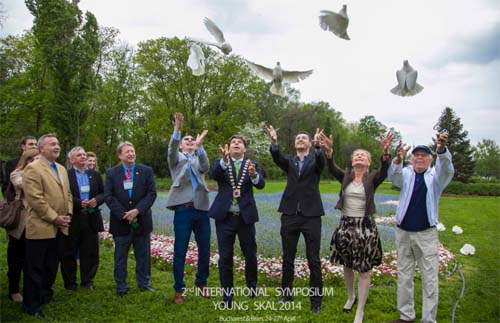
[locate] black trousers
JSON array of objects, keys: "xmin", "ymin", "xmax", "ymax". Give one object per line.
[
  {"xmin": 60, "ymin": 212, "xmax": 100, "ymax": 288},
  {"xmin": 7, "ymin": 231, "xmax": 25, "ymax": 294},
  {"xmin": 215, "ymin": 214, "xmax": 257, "ymax": 301},
  {"xmin": 22, "ymin": 231, "xmax": 64, "ymax": 314},
  {"xmin": 280, "ymin": 213, "xmax": 323, "ymax": 306}
]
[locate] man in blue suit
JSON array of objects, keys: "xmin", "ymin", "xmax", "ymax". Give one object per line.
[
  {"xmin": 104, "ymin": 142, "xmax": 157, "ymax": 296},
  {"xmin": 166, "ymin": 112, "xmax": 210, "ymax": 304},
  {"xmin": 208, "ymin": 135, "xmax": 265, "ymax": 308}
]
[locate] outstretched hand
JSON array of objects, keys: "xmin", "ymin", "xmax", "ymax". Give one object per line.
[
  {"xmin": 317, "ymin": 131, "xmax": 333, "ymax": 156},
  {"xmin": 312, "ymin": 128, "xmax": 324, "ymax": 147},
  {"xmin": 174, "ymin": 112, "xmax": 184, "ymax": 132},
  {"xmin": 196, "ymin": 130, "xmax": 208, "ymax": 148},
  {"xmin": 394, "ymin": 140, "xmax": 411, "ymax": 164},
  {"xmin": 218, "ymin": 144, "xmax": 230, "ymax": 163},
  {"xmin": 436, "ymin": 132, "xmax": 448, "ymax": 153},
  {"xmin": 380, "ymin": 131, "xmax": 394, "ymax": 154},
  {"xmin": 264, "ymin": 125, "xmax": 278, "ymax": 144}
]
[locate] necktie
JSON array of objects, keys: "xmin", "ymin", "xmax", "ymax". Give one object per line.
[
  {"xmin": 234, "ymin": 160, "xmax": 241, "ymax": 178},
  {"xmin": 125, "ymin": 167, "xmax": 131, "ymax": 181},
  {"xmin": 50, "ymin": 163, "xmax": 60, "ymax": 179}
]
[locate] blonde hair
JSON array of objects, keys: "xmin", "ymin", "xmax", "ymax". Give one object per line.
[
  {"xmin": 16, "ymin": 149, "xmax": 40, "ymax": 171},
  {"xmin": 86, "ymin": 151, "xmax": 99, "ymax": 171}
]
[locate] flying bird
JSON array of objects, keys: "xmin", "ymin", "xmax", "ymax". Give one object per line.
[
  {"xmin": 244, "ymin": 60, "xmax": 313, "ymax": 97},
  {"xmin": 390, "ymin": 60, "xmax": 424, "ymax": 97},
  {"xmin": 189, "ymin": 17, "xmax": 232, "ymax": 55},
  {"xmin": 187, "ymin": 43, "xmax": 205, "ymax": 76},
  {"xmin": 319, "ymin": 5, "xmax": 350, "ymax": 40}
]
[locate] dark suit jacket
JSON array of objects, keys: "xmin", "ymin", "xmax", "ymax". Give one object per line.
[
  {"xmin": 68, "ymin": 168, "xmax": 105, "ymax": 232},
  {"xmin": 2, "ymin": 157, "xmax": 19, "ymax": 201},
  {"xmin": 104, "ymin": 164, "xmax": 157, "ymax": 236},
  {"xmin": 270, "ymin": 144, "xmax": 325, "ymax": 217},
  {"xmin": 327, "ymin": 155, "xmax": 390, "ymax": 216},
  {"xmin": 208, "ymin": 158, "xmax": 265, "ymax": 224}
]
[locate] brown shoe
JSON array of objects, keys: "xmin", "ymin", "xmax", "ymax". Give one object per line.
[
  {"xmin": 173, "ymin": 292, "xmax": 184, "ymax": 304},
  {"xmin": 196, "ymin": 284, "xmax": 210, "ymax": 298},
  {"xmin": 390, "ymin": 319, "xmax": 415, "ymax": 323}
]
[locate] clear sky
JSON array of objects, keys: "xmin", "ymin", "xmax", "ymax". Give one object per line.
[{"xmin": 2, "ymin": 0, "xmax": 499, "ymax": 146}]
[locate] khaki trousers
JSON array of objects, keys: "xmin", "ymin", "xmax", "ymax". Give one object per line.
[{"xmin": 396, "ymin": 227, "xmax": 439, "ymax": 323}]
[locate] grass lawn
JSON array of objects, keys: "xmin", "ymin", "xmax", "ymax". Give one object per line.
[{"xmin": 0, "ymin": 189, "xmax": 498, "ymax": 322}]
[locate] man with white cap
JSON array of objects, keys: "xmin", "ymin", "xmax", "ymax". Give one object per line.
[{"xmin": 388, "ymin": 133, "xmax": 454, "ymax": 323}]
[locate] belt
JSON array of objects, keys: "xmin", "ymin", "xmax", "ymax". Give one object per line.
[
  {"xmin": 178, "ymin": 202, "xmax": 194, "ymax": 208},
  {"xmin": 227, "ymin": 211, "xmax": 240, "ymax": 216}
]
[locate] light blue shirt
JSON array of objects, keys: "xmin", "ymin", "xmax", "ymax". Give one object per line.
[
  {"xmin": 388, "ymin": 148, "xmax": 454, "ymax": 227},
  {"xmin": 74, "ymin": 167, "xmax": 90, "ymax": 200}
]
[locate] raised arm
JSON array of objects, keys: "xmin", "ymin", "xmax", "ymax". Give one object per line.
[
  {"xmin": 168, "ymin": 112, "xmax": 185, "ymax": 168},
  {"xmin": 434, "ymin": 133, "xmax": 454, "ymax": 193},
  {"xmin": 195, "ymin": 129, "xmax": 209, "ymax": 173},
  {"xmin": 265, "ymin": 124, "xmax": 289, "ymax": 172},
  {"xmin": 388, "ymin": 140, "xmax": 410, "ymax": 188},
  {"xmin": 318, "ymin": 131, "xmax": 345, "ymax": 181}
]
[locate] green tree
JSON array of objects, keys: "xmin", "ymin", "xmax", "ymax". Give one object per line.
[
  {"xmin": 26, "ymin": 0, "xmax": 100, "ymax": 151},
  {"xmin": 473, "ymin": 139, "xmax": 500, "ymax": 178},
  {"xmin": 433, "ymin": 107, "xmax": 475, "ymax": 182},
  {"xmin": 0, "ymin": 33, "xmax": 53, "ymax": 157}
]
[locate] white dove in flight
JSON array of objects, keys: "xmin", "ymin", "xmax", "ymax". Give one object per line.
[
  {"xmin": 390, "ymin": 60, "xmax": 424, "ymax": 97},
  {"xmin": 190, "ymin": 17, "xmax": 232, "ymax": 55},
  {"xmin": 244, "ymin": 60, "xmax": 313, "ymax": 97},
  {"xmin": 187, "ymin": 43, "xmax": 205, "ymax": 76},
  {"xmin": 319, "ymin": 5, "xmax": 350, "ymax": 40}
]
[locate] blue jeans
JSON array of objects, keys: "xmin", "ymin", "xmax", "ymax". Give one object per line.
[
  {"xmin": 173, "ymin": 205, "xmax": 211, "ymax": 292},
  {"xmin": 113, "ymin": 231, "xmax": 151, "ymax": 293}
]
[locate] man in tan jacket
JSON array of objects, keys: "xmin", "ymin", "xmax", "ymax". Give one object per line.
[{"xmin": 22, "ymin": 133, "xmax": 73, "ymax": 317}]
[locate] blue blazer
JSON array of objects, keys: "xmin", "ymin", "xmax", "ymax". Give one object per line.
[
  {"xmin": 104, "ymin": 164, "xmax": 157, "ymax": 236},
  {"xmin": 208, "ymin": 158, "xmax": 265, "ymax": 224}
]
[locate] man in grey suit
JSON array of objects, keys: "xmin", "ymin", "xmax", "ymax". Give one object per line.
[{"xmin": 166, "ymin": 112, "xmax": 210, "ymax": 305}]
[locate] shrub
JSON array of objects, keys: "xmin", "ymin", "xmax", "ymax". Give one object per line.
[{"xmin": 444, "ymin": 181, "xmax": 500, "ymax": 196}]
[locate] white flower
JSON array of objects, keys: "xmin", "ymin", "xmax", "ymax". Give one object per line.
[
  {"xmin": 381, "ymin": 200, "xmax": 399, "ymax": 206},
  {"xmin": 452, "ymin": 225, "xmax": 463, "ymax": 234},
  {"xmin": 460, "ymin": 244, "xmax": 476, "ymax": 255},
  {"xmin": 436, "ymin": 222, "xmax": 446, "ymax": 231}
]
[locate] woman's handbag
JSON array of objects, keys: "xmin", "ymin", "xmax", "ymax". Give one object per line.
[{"xmin": 0, "ymin": 182, "xmax": 23, "ymax": 230}]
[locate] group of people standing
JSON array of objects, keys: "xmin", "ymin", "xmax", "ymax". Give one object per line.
[{"xmin": 2, "ymin": 112, "xmax": 454, "ymax": 323}]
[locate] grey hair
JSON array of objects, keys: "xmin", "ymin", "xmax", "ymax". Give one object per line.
[
  {"xmin": 37, "ymin": 133, "xmax": 57, "ymax": 149},
  {"xmin": 117, "ymin": 141, "xmax": 134, "ymax": 155},
  {"xmin": 67, "ymin": 146, "xmax": 86, "ymax": 160}
]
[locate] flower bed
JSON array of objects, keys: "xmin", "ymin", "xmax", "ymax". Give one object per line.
[{"xmin": 99, "ymin": 223, "xmax": 455, "ymax": 279}]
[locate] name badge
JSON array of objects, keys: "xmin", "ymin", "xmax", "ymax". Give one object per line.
[
  {"xmin": 80, "ymin": 185, "xmax": 90, "ymax": 193},
  {"xmin": 123, "ymin": 180, "xmax": 133, "ymax": 190}
]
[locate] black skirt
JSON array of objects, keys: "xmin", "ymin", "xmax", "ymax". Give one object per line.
[{"xmin": 330, "ymin": 215, "xmax": 383, "ymax": 273}]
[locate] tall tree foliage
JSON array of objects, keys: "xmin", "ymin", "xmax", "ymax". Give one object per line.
[
  {"xmin": 26, "ymin": 0, "xmax": 100, "ymax": 151},
  {"xmin": 433, "ymin": 107, "xmax": 475, "ymax": 182},
  {"xmin": 0, "ymin": 33, "xmax": 52, "ymax": 157},
  {"xmin": 473, "ymin": 139, "xmax": 500, "ymax": 178}
]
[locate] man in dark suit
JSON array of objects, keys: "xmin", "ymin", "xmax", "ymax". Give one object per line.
[
  {"xmin": 2, "ymin": 136, "xmax": 37, "ymax": 201},
  {"xmin": 104, "ymin": 141, "xmax": 157, "ymax": 296},
  {"xmin": 208, "ymin": 135, "xmax": 265, "ymax": 308},
  {"xmin": 265, "ymin": 125, "xmax": 325, "ymax": 313},
  {"xmin": 61, "ymin": 146, "xmax": 105, "ymax": 291}
]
